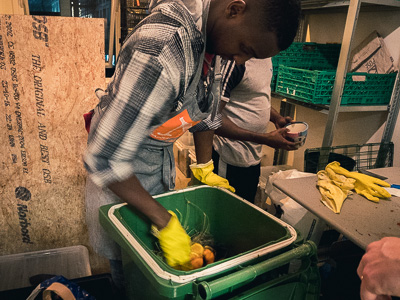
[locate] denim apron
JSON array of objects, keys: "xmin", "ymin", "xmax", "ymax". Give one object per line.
[{"xmin": 85, "ymin": 0, "xmax": 221, "ymax": 260}]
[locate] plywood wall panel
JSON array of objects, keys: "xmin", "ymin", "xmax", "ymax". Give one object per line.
[{"xmin": 0, "ymin": 15, "xmax": 105, "ymax": 256}]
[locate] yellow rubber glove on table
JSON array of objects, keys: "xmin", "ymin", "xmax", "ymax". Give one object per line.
[
  {"xmin": 317, "ymin": 170, "xmax": 355, "ymax": 213},
  {"xmin": 151, "ymin": 211, "xmax": 191, "ymax": 269},
  {"xmin": 326, "ymin": 161, "xmax": 391, "ymax": 202},
  {"xmin": 190, "ymin": 160, "xmax": 235, "ymax": 192}
]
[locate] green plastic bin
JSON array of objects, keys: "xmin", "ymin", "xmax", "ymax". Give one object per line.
[{"xmin": 99, "ymin": 186, "xmax": 320, "ymax": 299}]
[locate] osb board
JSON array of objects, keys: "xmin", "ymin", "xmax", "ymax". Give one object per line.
[{"xmin": 0, "ymin": 15, "xmax": 105, "ymax": 256}]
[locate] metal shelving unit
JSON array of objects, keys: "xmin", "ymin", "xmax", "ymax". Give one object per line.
[
  {"xmin": 283, "ymin": 0, "xmax": 400, "ymax": 146},
  {"xmin": 273, "ymin": 0, "xmax": 400, "ymax": 166},
  {"xmin": 106, "ymin": 0, "xmax": 151, "ymax": 69},
  {"xmin": 272, "ymin": 93, "xmax": 390, "ymax": 113},
  {"xmin": 316, "ymin": 0, "xmax": 400, "ymax": 147},
  {"xmin": 121, "ymin": 0, "xmax": 150, "ymax": 42}
]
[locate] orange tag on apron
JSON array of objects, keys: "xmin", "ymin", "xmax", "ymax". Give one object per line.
[{"xmin": 150, "ymin": 109, "xmax": 199, "ymax": 142}]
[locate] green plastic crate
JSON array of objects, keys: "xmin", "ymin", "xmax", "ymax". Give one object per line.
[
  {"xmin": 99, "ymin": 186, "xmax": 321, "ymax": 299},
  {"xmin": 276, "ymin": 66, "xmax": 397, "ymax": 105},
  {"xmin": 271, "ymin": 42, "xmax": 341, "ymax": 90}
]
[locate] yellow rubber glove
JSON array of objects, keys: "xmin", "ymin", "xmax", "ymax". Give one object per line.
[
  {"xmin": 190, "ymin": 160, "xmax": 235, "ymax": 193},
  {"xmin": 151, "ymin": 211, "xmax": 191, "ymax": 269},
  {"xmin": 326, "ymin": 161, "xmax": 391, "ymax": 202},
  {"xmin": 317, "ymin": 170, "xmax": 355, "ymax": 213},
  {"xmin": 325, "ymin": 167, "xmax": 356, "ymax": 192}
]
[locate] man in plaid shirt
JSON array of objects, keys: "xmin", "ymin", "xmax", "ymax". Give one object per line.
[{"xmin": 83, "ymin": 0, "xmax": 300, "ymax": 288}]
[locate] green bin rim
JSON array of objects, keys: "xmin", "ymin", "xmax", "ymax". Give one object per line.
[{"xmin": 104, "ymin": 186, "xmax": 298, "ymax": 284}]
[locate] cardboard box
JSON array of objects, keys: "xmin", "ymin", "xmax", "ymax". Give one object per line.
[
  {"xmin": 350, "ymin": 31, "xmax": 394, "ymax": 74},
  {"xmin": 174, "ymin": 141, "xmax": 196, "ymax": 178},
  {"xmin": 384, "ymin": 26, "xmax": 400, "ymax": 70}
]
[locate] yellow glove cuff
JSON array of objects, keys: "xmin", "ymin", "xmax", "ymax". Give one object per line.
[
  {"xmin": 190, "ymin": 159, "xmax": 214, "ymax": 182},
  {"xmin": 190, "ymin": 159, "xmax": 214, "ymax": 170},
  {"xmin": 190, "ymin": 160, "xmax": 235, "ymax": 192}
]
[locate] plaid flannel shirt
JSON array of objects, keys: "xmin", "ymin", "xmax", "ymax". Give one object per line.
[{"xmin": 84, "ymin": 1, "xmax": 207, "ymax": 187}]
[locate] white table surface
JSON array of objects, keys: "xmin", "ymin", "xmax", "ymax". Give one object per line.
[{"xmin": 273, "ymin": 167, "xmax": 400, "ymax": 249}]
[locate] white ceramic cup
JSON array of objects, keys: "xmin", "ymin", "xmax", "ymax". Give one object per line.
[{"xmin": 284, "ymin": 122, "xmax": 309, "ymax": 147}]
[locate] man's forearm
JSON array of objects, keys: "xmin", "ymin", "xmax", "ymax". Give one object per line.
[
  {"xmin": 193, "ymin": 130, "xmax": 215, "ymax": 164},
  {"xmin": 215, "ymin": 115, "xmax": 297, "ymax": 150},
  {"xmin": 270, "ymin": 107, "xmax": 292, "ymax": 128},
  {"xmin": 269, "ymin": 107, "xmax": 281, "ymax": 123},
  {"xmin": 270, "ymin": 107, "xmax": 289, "ymax": 125},
  {"xmin": 215, "ymin": 116, "xmax": 263, "ymax": 143}
]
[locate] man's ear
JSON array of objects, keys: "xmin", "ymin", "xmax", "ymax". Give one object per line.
[{"xmin": 226, "ymin": 0, "xmax": 246, "ymax": 18}]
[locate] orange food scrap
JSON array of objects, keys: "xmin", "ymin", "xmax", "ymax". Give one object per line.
[
  {"xmin": 203, "ymin": 246, "xmax": 215, "ymax": 265},
  {"xmin": 190, "ymin": 243, "xmax": 204, "ymax": 270},
  {"xmin": 191, "ymin": 257, "xmax": 204, "ymax": 269},
  {"xmin": 185, "ymin": 243, "xmax": 217, "ymax": 270},
  {"xmin": 190, "ymin": 243, "xmax": 204, "ymax": 257}
]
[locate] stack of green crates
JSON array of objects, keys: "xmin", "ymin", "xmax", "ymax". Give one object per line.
[
  {"xmin": 273, "ymin": 42, "xmax": 398, "ymax": 106},
  {"xmin": 276, "ymin": 66, "xmax": 397, "ymax": 106},
  {"xmin": 271, "ymin": 42, "xmax": 341, "ymax": 91},
  {"xmin": 100, "ymin": 186, "xmax": 321, "ymax": 299}
]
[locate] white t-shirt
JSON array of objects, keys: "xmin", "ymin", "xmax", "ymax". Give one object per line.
[{"xmin": 213, "ymin": 58, "xmax": 273, "ymax": 167}]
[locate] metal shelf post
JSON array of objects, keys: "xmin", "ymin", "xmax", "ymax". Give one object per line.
[
  {"xmin": 375, "ymin": 73, "xmax": 400, "ymax": 168},
  {"xmin": 321, "ymin": 0, "xmax": 361, "ymax": 148}
]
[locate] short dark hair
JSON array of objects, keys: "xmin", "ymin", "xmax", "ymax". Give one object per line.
[{"xmin": 257, "ymin": 0, "xmax": 301, "ymax": 51}]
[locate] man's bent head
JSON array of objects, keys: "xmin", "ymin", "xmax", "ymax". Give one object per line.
[{"xmin": 206, "ymin": 0, "xmax": 301, "ymax": 64}]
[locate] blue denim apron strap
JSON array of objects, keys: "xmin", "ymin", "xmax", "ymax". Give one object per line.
[{"xmin": 163, "ymin": 144, "xmax": 176, "ymax": 191}]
